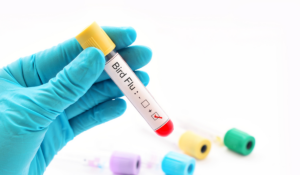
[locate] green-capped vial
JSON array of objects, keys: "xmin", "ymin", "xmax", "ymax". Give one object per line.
[{"xmin": 224, "ymin": 128, "xmax": 255, "ymax": 156}]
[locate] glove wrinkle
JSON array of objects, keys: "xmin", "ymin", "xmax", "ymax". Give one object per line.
[
  {"xmin": 40, "ymin": 113, "xmax": 74, "ymax": 166},
  {"xmin": 0, "ymin": 68, "xmax": 19, "ymax": 85},
  {"xmin": 6, "ymin": 59, "xmax": 28, "ymax": 87},
  {"xmin": 29, "ymin": 54, "xmax": 43, "ymax": 86}
]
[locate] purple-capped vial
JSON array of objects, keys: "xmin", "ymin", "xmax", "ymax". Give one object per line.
[{"xmin": 110, "ymin": 151, "xmax": 141, "ymax": 175}]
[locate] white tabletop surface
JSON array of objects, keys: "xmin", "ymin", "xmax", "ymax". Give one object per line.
[{"xmin": 0, "ymin": 0, "xmax": 299, "ymax": 174}]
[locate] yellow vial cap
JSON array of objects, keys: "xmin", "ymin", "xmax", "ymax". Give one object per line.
[
  {"xmin": 178, "ymin": 131, "xmax": 211, "ymax": 160},
  {"xmin": 76, "ymin": 22, "xmax": 116, "ymax": 56}
]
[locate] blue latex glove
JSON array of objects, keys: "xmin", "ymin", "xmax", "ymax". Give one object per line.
[{"xmin": 0, "ymin": 27, "xmax": 151, "ymax": 175}]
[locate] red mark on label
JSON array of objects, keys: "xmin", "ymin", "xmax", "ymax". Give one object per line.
[{"xmin": 154, "ymin": 115, "xmax": 162, "ymax": 119}]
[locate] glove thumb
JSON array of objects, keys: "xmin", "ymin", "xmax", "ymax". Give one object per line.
[{"xmin": 33, "ymin": 47, "xmax": 105, "ymax": 116}]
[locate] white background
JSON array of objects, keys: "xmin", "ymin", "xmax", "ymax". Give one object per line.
[{"xmin": 0, "ymin": 0, "xmax": 298, "ymax": 174}]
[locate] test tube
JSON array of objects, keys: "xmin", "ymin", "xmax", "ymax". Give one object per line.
[
  {"xmin": 76, "ymin": 22, "xmax": 173, "ymax": 137},
  {"xmin": 176, "ymin": 117, "xmax": 256, "ymax": 156},
  {"xmin": 56, "ymin": 151, "xmax": 196, "ymax": 175}
]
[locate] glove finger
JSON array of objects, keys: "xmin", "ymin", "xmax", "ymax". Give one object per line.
[
  {"xmin": 66, "ymin": 71, "xmax": 149, "ymax": 119},
  {"xmin": 6, "ymin": 27, "xmax": 137, "ymax": 87},
  {"xmin": 32, "ymin": 47, "xmax": 105, "ymax": 115},
  {"xmin": 102, "ymin": 26, "xmax": 137, "ymax": 51},
  {"xmin": 95, "ymin": 45, "xmax": 152, "ymax": 83},
  {"xmin": 69, "ymin": 99, "xmax": 127, "ymax": 137}
]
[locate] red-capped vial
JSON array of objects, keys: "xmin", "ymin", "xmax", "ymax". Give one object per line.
[{"xmin": 76, "ymin": 22, "xmax": 173, "ymax": 137}]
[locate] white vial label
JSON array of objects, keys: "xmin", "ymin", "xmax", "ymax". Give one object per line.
[{"xmin": 105, "ymin": 53, "xmax": 169, "ymax": 130}]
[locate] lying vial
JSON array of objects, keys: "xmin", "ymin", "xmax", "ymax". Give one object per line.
[
  {"xmin": 168, "ymin": 126, "xmax": 212, "ymax": 160},
  {"xmin": 56, "ymin": 151, "xmax": 196, "ymax": 175},
  {"xmin": 76, "ymin": 22, "xmax": 173, "ymax": 137}
]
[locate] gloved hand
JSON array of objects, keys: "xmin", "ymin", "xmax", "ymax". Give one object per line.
[{"xmin": 0, "ymin": 27, "xmax": 151, "ymax": 175}]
